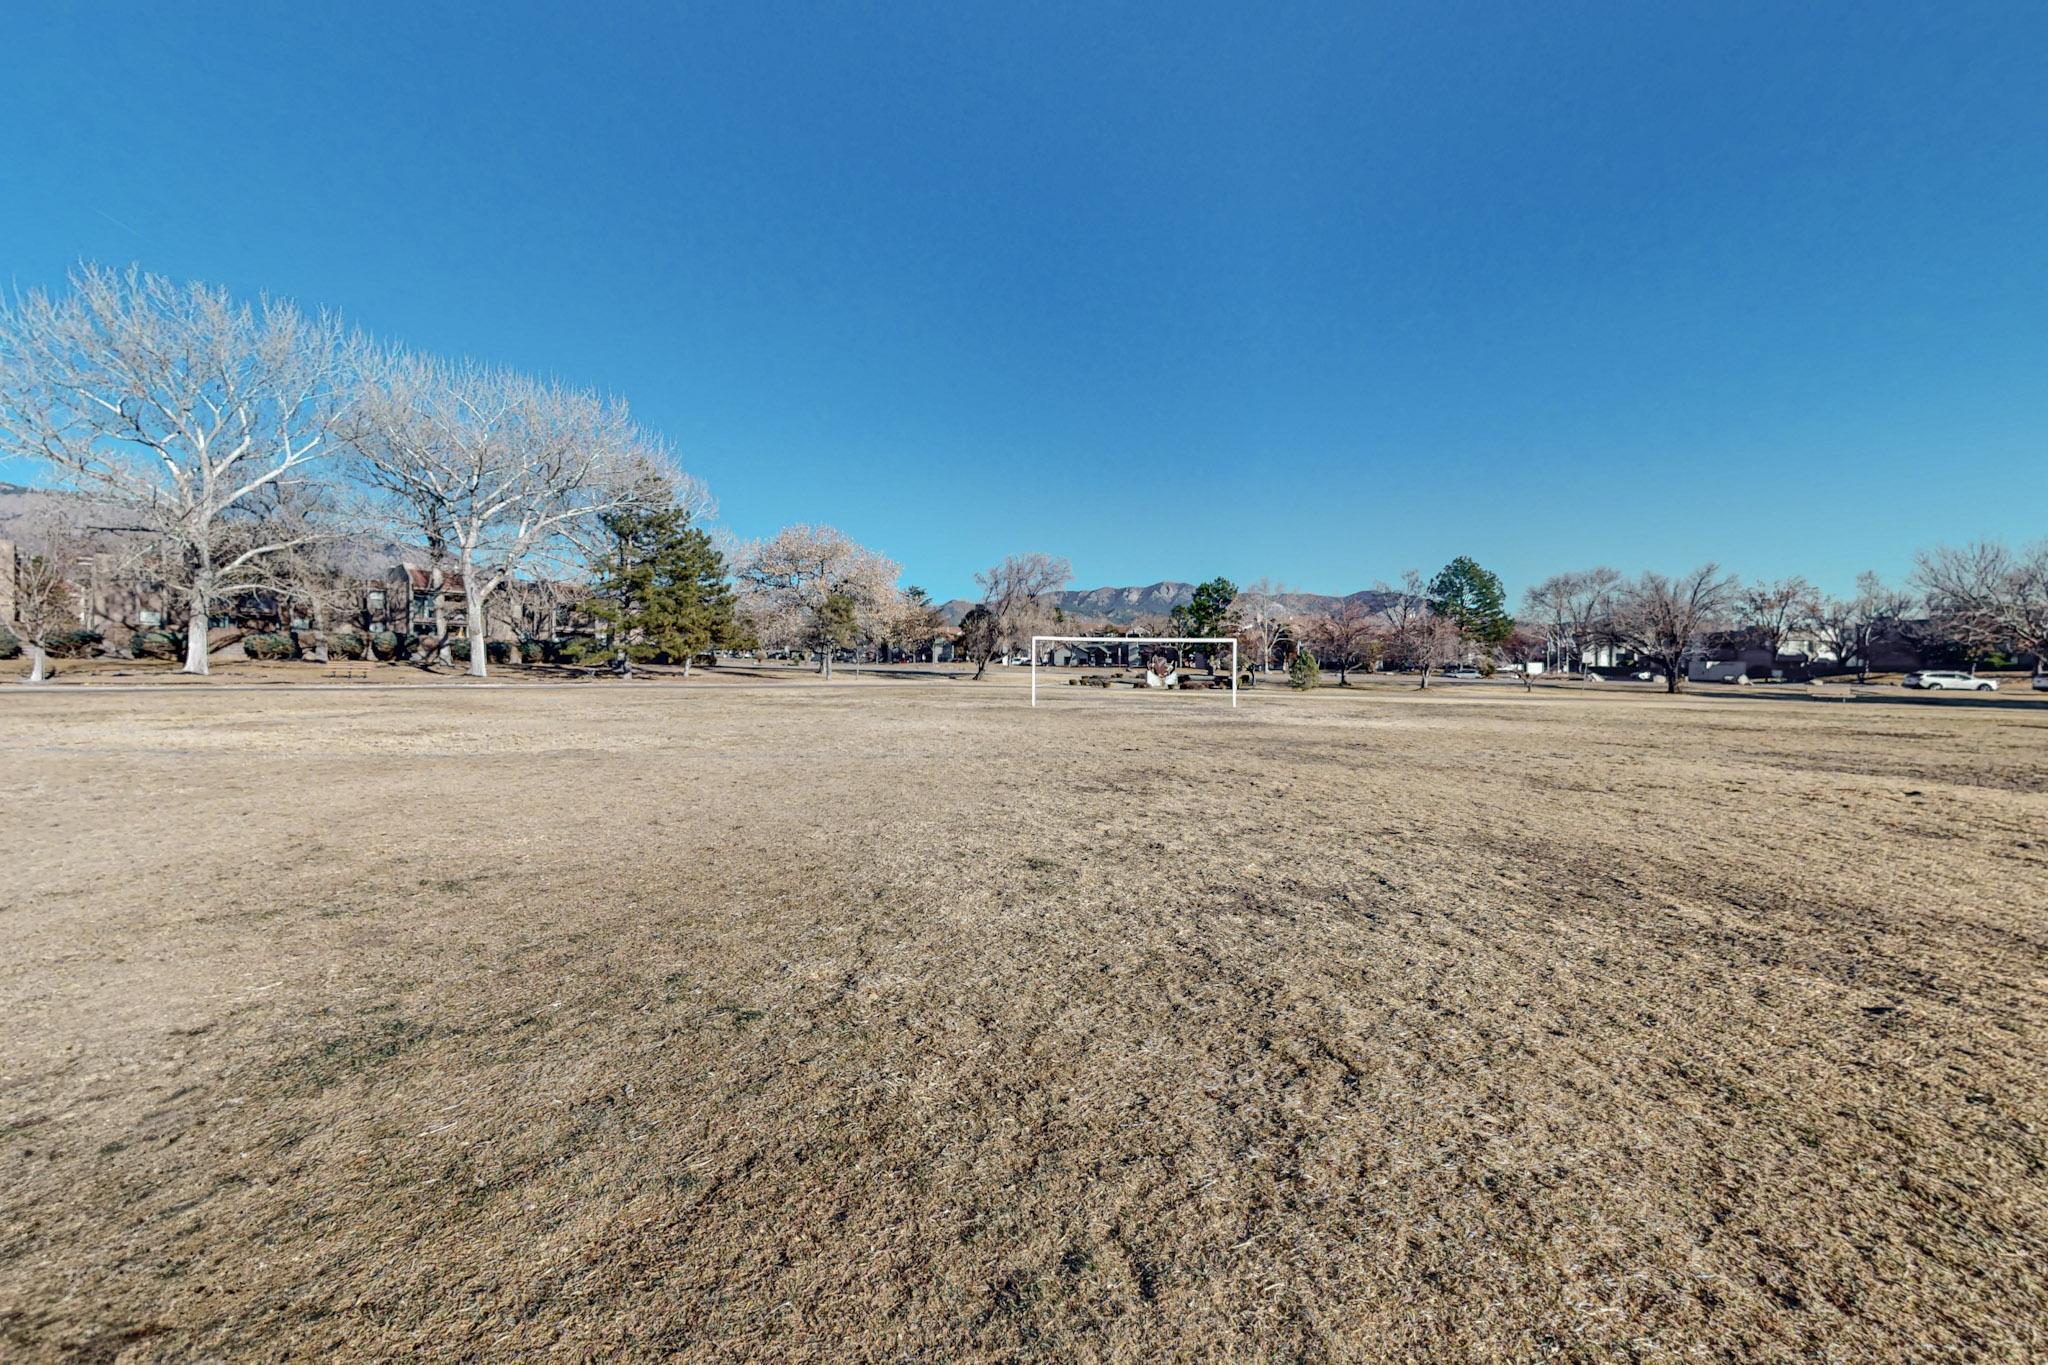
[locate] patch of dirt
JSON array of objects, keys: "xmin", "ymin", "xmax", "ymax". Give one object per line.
[{"xmin": 0, "ymin": 679, "xmax": 2042, "ymax": 1359}]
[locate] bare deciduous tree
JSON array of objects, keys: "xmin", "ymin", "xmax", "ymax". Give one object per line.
[
  {"xmin": 342, "ymin": 351, "xmax": 674, "ymax": 677},
  {"xmin": 1408, "ymin": 613, "xmax": 1465, "ymax": 687},
  {"xmin": 1234, "ymin": 579, "xmax": 1295, "ymax": 674},
  {"xmin": 967, "ymin": 553, "xmax": 1071, "ymax": 680},
  {"xmin": 1303, "ymin": 597, "xmax": 1381, "ymax": 685},
  {"xmin": 0, "ymin": 265, "xmax": 355, "ymax": 674},
  {"xmin": 268, "ymin": 548, "xmax": 363, "ymax": 663},
  {"xmin": 1805, "ymin": 572, "xmax": 1914, "ymax": 683},
  {"xmin": 1376, "ymin": 570, "xmax": 1462, "ymax": 688},
  {"xmin": 887, "ymin": 586, "xmax": 947, "ymax": 663},
  {"xmin": 1736, "ymin": 575, "xmax": 1813, "ymax": 663},
  {"xmin": 736, "ymin": 524, "xmax": 901, "ymax": 679},
  {"xmin": 1612, "ymin": 564, "xmax": 1738, "ymax": 693},
  {"xmin": 506, "ymin": 575, "xmax": 581, "ymax": 648},
  {"xmin": 1522, "ymin": 567, "xmax": 1622, "ymax": 675},
  {"xmin": 1914, "ymin": 540, "xmax": 2048, "ymax": 677},
  {"xmin": 1521, "ymin": 573, "xmax": 1574, "ymax": 673},
  {"xmin": 1499, "ymin": 623, "xmax": 1545, "ymax": 689},
  {"xmin": 6, "ymin": 509, "xmax": 86, "ymax": 683}
]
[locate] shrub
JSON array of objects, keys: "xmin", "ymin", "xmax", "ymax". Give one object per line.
[
  {"xmin": 554, "ymin": 637, "xmax": 610, "ymax": 665},
  {"xmin": 128, "ymin": 628, "xmax": 185, "ymax": 660},
  {"xmin": 1288, "ymin": 650, "xmax": 1320, "ymax": 690},
  {"xmin": 327, "ymin": 629, "xmax": 368, "ymax": 659},
  {"xmin": 440, "ymin": 638, "xmax": 510, "ymax": 664},
  {"xmin": 46, "ymin": 628, "xmax": 104, "ymax": 659},
  {"xmin": 518, "ymin": 637, "xmax": 551, "ymax": 664},
  {"xmin": 241, "ymin": 631, "xmax": 295, "ymax": 660},
  {"xmin": 369, "ymin": 631, "xmax": 404, "ymax": 661},
  {"xmin": 0, "ymin": 626, "xmax": 19, "ymax": 660}
]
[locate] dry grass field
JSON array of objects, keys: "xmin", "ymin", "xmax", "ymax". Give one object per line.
[{"xmin": 1, "ymin": 675, "xmax": 2043, "ymax": 1361}]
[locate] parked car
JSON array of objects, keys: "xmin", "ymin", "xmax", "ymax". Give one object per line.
[
  {"xmin": 1440, "ymin": 666, "xmax": 1481, "ymax": 680},
  {"xmin": 2032, "ymin": 674, "xmax": 2048, "ymax": 692},
  {"xmin": 1903, "ymin": 670, "xmax": 1997, "ymax": 691}
]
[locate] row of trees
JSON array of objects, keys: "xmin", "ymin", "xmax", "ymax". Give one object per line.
[
  {"xmin": 6, "ymin": 269, "xmax": 2040, "ymax": 692},
  {"xmin": 935, "ymin": 545, "xmax": 2046, "ymax": 697},
  {"xmin": 0, "ymin": 265, "xmax": 942, "ymax": 685},
  {"xmin": 0, "ymin": 265, "xmax": 704, "ymax": 678},
  {"xmin": 1524, "ymin": 544, "xmax": 2048, "ymax": 691}
]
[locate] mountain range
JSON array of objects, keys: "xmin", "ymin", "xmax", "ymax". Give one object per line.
[{"xmin": 936, "ymin": 581, "xmax": 1399, "ymax": 628}]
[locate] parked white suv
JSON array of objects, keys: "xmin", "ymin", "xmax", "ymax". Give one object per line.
[{"xmin": 1903, "ymin": 670, "xmax": 1997, "ymax": 692}]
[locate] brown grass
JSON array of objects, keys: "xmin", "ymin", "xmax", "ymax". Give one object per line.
[{"xmin": 1, "ymin": 676, "xmax": 2043, "ymax": 1360}]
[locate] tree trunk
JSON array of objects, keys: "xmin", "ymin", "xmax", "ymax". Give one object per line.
[
  {"xmin": 183, "ymin": 597, "xmax": 210, "ymax": 675},
  {"xmin": 26, "ymin": 644, "xmax": 48, "ymax": 683},
  {"xmin": 431, "ymin": 566, "xmax": 452, "ymax": 667},
  {"xmin": 820, "ymin": 649, "xmax": 833, "ymax": 680},
  {"xmin": 1417, "ymin": 666, "xmax": 1430, "ymax": 690},
  {"xmin": 1664, "ymin": 665, "xmax": 1682, "ymax": 694},
  {"xmin": 464, "ymin": 559, "xmax": 491, "ymax": 678},
  {"xmin": 465, "ymin": 603, "xmax": 488, "ymax": 676},
  {"xmin": 682, "ymin": 654, "xmax": 693, "ymax": 678}
]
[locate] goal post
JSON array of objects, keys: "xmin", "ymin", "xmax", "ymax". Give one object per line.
[{"xmin": 1029, "ymin": 636, "xmax": 1239, "ymax": 708}]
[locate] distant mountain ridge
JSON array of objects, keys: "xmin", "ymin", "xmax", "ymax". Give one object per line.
[{"xmin": 937, "ymin": 581, "xmax": 1398, "ymax": 627}]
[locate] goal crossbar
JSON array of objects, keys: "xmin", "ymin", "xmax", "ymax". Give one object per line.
[{"xmin": 1029, "ymin": 636, "xmax": 1239, "ymax": 708}]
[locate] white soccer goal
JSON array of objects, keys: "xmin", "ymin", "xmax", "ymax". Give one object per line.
[{"xmin": 1029, "ymin": 636, "xmax": 1239, "ymax": 708}]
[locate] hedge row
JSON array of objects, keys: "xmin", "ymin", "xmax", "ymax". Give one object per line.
[
  {"xmin": 447, "ymin": 638, "xmax": 516, "ymax": 664},
  {"xmin": 2, "ymin": 626, "xmax": 605, "ymax": 665},
  {"xmin": 0, "ymin": 627, "xmax": 100, "ymax": 659}
]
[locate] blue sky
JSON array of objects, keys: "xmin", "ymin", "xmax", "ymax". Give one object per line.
[{"xmin": 3, "ymin": 2, "xmax": 2044, "ymax": 602}]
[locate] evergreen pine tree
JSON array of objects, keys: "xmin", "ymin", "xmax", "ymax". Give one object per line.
[
  {"xmin": 1426, "ymin": 556, "xmax": 1513, "ymax": 649},
  {"xmin": 588, "ymin": 502, "xmax": 736, "ymax": 674},
  {"xmin": 1288, "ymin": 649, "xmax": 1321, "ymax": 690}
]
